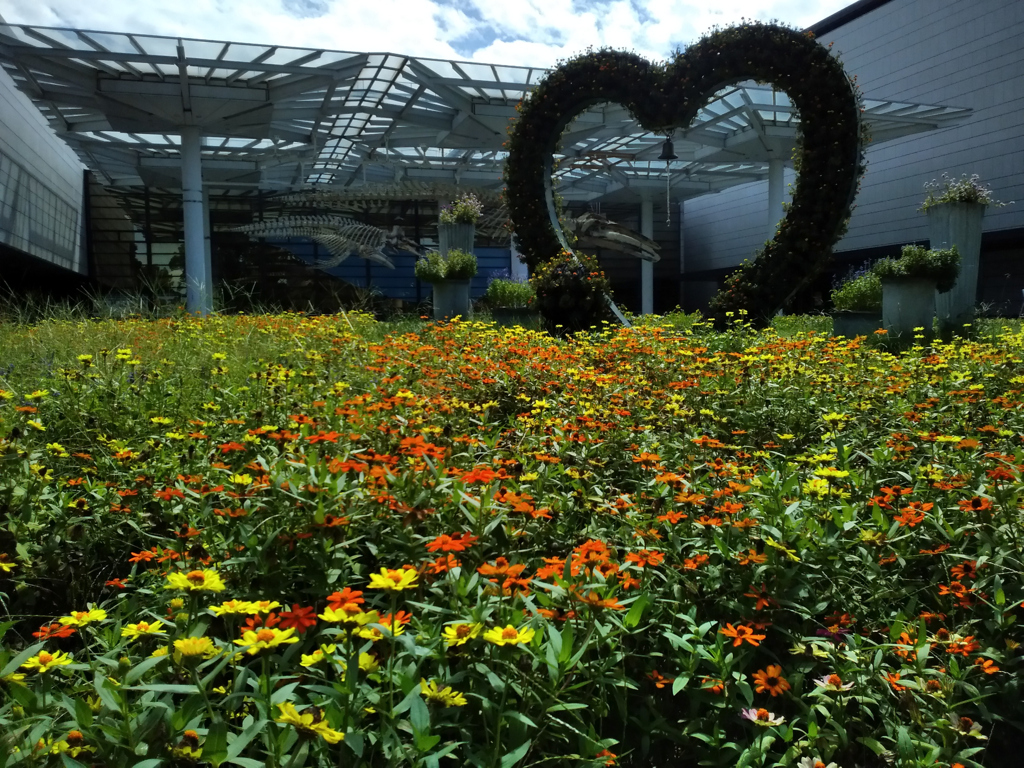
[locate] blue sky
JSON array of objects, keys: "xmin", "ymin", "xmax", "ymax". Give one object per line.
[{"xmin": 2, "ymin": 0, "xmax": 857, "ymax": 66}]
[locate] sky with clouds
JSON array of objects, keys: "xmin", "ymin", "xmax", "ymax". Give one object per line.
[{"xmin": 3, "ymin": 0, "xmax": 857, "ymax": 67}]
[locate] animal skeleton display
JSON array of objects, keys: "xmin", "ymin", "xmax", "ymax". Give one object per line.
[
  {"xmin": 235, "ymin": 215, "xmax": 414, "ymax": 270},
  {"xmin": 238, "ymin": 183, "xmax": 661, "ymax": 269}
]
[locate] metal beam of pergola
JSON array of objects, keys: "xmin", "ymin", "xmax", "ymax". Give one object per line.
[{"xmin": 0, "ymin": 23, "xmax": 972, "ymax": 314}]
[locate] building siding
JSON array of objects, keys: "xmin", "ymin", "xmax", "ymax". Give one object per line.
[
  {"xmin": 0, "ymin": 66, "xmax": 85, "ymax": 272},
  {"xmin": 682, "ymin": 0, "xmax": 1024, "ymax": 291}
]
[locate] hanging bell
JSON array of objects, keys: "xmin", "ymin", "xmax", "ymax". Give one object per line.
[{"xmin": 657, "ymin": 139, "xmax": 678, "ymax": 161}]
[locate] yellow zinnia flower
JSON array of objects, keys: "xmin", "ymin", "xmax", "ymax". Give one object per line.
[
  {"xmin": 249, "ymin": 600, "xmax": 281, "ymax": 613},
  {"xmin": 58, "ymin": 608, "xmax": 108, "ymax": 627},
  {"xmin": 208, "ymin": 600, "xmax": 258, "ymax": 616},
  {"xmin": 164, "ymin": 569, "xmax": 226, "ymax": 592},
  {"xmin": 420, "ymin": 679, "xmax": 468, "ymax": 707},
  {"xmin": 300, "ymin": 645, "xmax": 338, "ymax": 668},
  {"xmin": 275, "ymin": 702, "xmax": 344, "ymax": 744},
  {"xmin": 121, "ymin": 621, "xmax": 167, "ymax": 640},
  {"xmin": 318, "ymin": 607, "xmax": 377, "ymax": 625},
  {"xmin": 483, "ymin": 625, "xmax": 536, "ymax": 647},
  {"xmin": 442, "ymin": 623, "xmax": 482, "ymax": 647},
  {"xmin": 234, "ymin": 627, "xmax": 299, "ymax": 655},
  {"xmin": 21, "ymin": 649, "xmax": 74, "ymax": 673},
  {"xmin": 173, "ymin": 637, "xmax": 218, "ymax": 659},
  {"xmin": 368, "ymin": 567, "xmax": 419, "ymax": 592}
]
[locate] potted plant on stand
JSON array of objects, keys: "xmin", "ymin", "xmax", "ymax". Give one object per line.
[
  {"xmin": 438, "ymin": 193, "xmax": 482, "ymax": 256},
  {"xmin": 484, "ymin": 275, "xmax": 538, "ymax": 327},
  {"xmin": 921, "ymin": 173, "xmax": 1011, "ymax": 332},
  {"xmin": 415, "ymin": 249, "xmax": 478, "ymax": 321},
  {"xmin": 830, "ymin": 264, "xmax": 882, "ymax": 338},
  {"xmin": 874, "ymin": 244, "xmax": 960, "ymax": 342}
]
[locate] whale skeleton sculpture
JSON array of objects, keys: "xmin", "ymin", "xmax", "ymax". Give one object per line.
[
  {"xmin": 234, "ymin": 214, "xmax": 425, "ymax": 270},
  {"xmin": 238, "ymin": 183, "xmax": 661, "ymax": 268}
]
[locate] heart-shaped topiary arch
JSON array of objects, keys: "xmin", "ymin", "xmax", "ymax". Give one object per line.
[{"xmin": 504, "ymin": 22, "xmax": 867, "ymax": 326}]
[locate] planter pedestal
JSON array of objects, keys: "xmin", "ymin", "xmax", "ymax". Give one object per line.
[
  {"xmin": 431, "ymin": 279, "xmax": 472, "ymax": 321},
  {"xmin": 882, "ymin": 277, "xmax": 936, "ymax": 340},
  {"xmin": 831, "ymin": 310, "xmax": 882, "ymax": 339},
  {"xmin": 438, "ymin": 223, "xmax": 475, "ymax": 257},
  {"xmin": 928, "ymin": 202, "xmax": 984, "ymax": 331}
]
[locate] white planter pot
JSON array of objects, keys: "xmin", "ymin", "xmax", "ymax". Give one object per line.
[
  {"xmin": 927, "ymin": 202, "xmax": 985, "ymax": 330},
  {"xmin": 438, "ymin": 223, "xmax": 475, "ymax": 257},
  {"xmin": 431, "ymin": 279, "xmax": 472, "ymax": 321},
  {"xmin": 882, "ymin": 277, "xmax": 936, "ymax": 339},
  {"xmin": 831, "ymin": 310, "xmax": 882, "ymax": 339}
]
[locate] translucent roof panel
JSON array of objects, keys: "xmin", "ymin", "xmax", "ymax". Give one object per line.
[{"xmin": 0, "ymin": 23, "xmax": 973, "ymax": 201}]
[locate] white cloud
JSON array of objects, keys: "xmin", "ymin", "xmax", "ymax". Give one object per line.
[{"xmin": 3, "ymin": 0, "xmax": 857, "ymax": 67}]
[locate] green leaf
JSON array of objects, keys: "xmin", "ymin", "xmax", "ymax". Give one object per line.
[
  {"xmin": 127, "ymin": 684, "xmax": 199, "ymax": 694},
  {"xmin": 60, "ymin": 757, "xmax": 88, "ymax": 768},
  {"xmin": 0, "ymin": 641, "xmax": 44, "ymax": 678},
  {"xmin": 225, "ymin": 719, "xmax": 265, "ymax": 761},
  {"xmin": 93, "ymin": 671, "xmax": 121, "ymax": 711},
  {"xmin": 124, "ymin": 654, "xmax": 168, "ymax": 684},
  {"xmin": 131, "ymin": 760, "xmax": 166, "ymax": 768},
  {"xmin": 546, "ymin": 703, "xmax": 588, "ymax": 712},
  {"xmin": 74, "ymin": 697, "xmax": 94, "ymax": 728},
  {"xmin": 409, "ymin": 695, "xmax": 430, "ymax": 733},
  {"xmin": 624, "ymin": 594, "xmax": 649, "ymax": 629},
  {"xmin": 345, "ymin": 731, "xmax": 364, "ymax": 758},
  {"xmin": 857, "ymin": 736, "xmax": 886, "ymax": 756},
  {"xmin": 500, "ymin": 740, "xmax": 531, "ymax": 768},
  {"xmin": 204, "ymin": 721, "xmax": 229, "ymax": 767},
  {"xmin": 671, "ymin": 675, "xmax": 689, "ymax": 696}
]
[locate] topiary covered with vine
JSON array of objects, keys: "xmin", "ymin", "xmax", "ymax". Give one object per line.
[{"xmin": 529, "ymin": 251, "xmax": 614, "ymax": 335}]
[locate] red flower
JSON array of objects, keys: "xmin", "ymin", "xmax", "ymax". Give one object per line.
[
  {"xmin": 278, "ymin": 604, "xmax": 317, "ymax": 634},
  {"xmin": 154, "ymin": 488, "xmax": 185, "ymax": 501},
  {"xmin": 33, "ymin": 623, "xmax": 76, "ymax": 640}
]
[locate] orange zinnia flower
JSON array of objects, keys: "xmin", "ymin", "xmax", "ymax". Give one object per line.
[
  {"xmin": 751, "ymin": 665, "xmax": 790, "ymax": 696},
  {"xmin": 425, "ymin": 532, "xmax": 479, "ymax": 553},
  {"xmin": 719, "ymin": 623, "xmax": 766, "ymax": 647},
  {"xmin": 624, "ymin": 549, "xmax": 664, "ymax": 568},
  {"xmin": 743, "ymin": 584, "xmax": 778, "ymax": 611}
]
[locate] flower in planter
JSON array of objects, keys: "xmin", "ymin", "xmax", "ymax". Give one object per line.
[
  {"xmin": 830, "ymin": 263, "xmax": 882, "ymax": 312},
  {"xmin": 920, "ymin": 173, "xmax": 1012, "ymax": 212},
  {"xmin": 414, "ymin": 249, "xmax": 478, "ymax": 283},
  {"xmin": 484, "ymin": 277, "xmax": 535, "ymax": 309},
  {"xmin": 872, "ymin": 244, "xmax": 961, "ymax": 293},
  {"xmin": 439, "ymin": 193, "xmax": 483, "ymax": 225}
]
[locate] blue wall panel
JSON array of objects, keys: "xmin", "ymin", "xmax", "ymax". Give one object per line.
[{"xmin": 268, "ymin": 239, "xmax": 512, "ymax": 302}]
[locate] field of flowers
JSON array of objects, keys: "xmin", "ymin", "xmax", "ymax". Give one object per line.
[{"xmin": 0, "ymin": 310, "xmax": 1021, "ymax": 768}]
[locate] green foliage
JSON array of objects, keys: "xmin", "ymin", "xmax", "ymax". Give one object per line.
[
  {"xmin": 414, "ymin": 249, "xmax": 478, "ymax": 283},
  {"xmin": 529, "ymin": 250, "xmax": 614, "ymax": 334},
  {"xmin": 872, "ymin": 245, "xmax": 961, "ymax": 293},
  {"xmin": 831, "ymin": 271, "xmax": 883, "ymax": 311},
  {"xmin": 484, "ymin": 278, "xmax": 535, "ymax": 309},
  {"xmin": 504, "ymin": 22, "xmax": 866, "ymax": 327}
]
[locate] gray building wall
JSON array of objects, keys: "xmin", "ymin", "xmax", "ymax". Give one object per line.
[
  {"xmin": 0, "ymin": 65, "xmax": 85, "ymax": 272},
  {"xmin": 682, "ymin": 0, "xmax": 1024, "ymax": 300}
]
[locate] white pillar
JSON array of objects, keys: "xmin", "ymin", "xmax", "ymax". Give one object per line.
[
  {"xmin": 181, "ymin": 126, "xmax": 211, "ymax": 316},
  {"xmin": 640, "ymin": 197, "xmax": 654, "ymax": 315},
  {"xmin": 202, "ymin": 186, "xmax": 213, "ymax": 312},
  {"xmin": 767, "ymin": 158, "xmax": 785, "ymax": 241},
  {"xmin": 510, "ymin": 235, "xmax": 529, "ymax": 282},
  {"xmin": 678, "ymin": 200, "xmax": 685, "ymax": 309}
]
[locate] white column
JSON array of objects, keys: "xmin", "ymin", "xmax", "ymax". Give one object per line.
[
  {"xmin": 180, "ymin": 126, "xmax": 211, "ymax": 316},
  {"xmin": 202, "ymin": 186, "xmax": 213, "ymax": 312},
  {"xmin": 767, "ymin": 158, "xmax": 785, "ymax": 241},
  {"xmin": 678, "ymin": 200, "xmax": 685, "ymax": 309},
  {"xmin": 640, "ymin": 196, "xmax": 654, "ymax": 315},
  {"xmin": 510, "ymin": 235, "xmax": 529, "ymax": 282}
]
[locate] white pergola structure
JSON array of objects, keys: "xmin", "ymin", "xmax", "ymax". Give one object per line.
[{"xmin": 0, "ymin": 24, "xmax": 972, "ymax": 315}]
